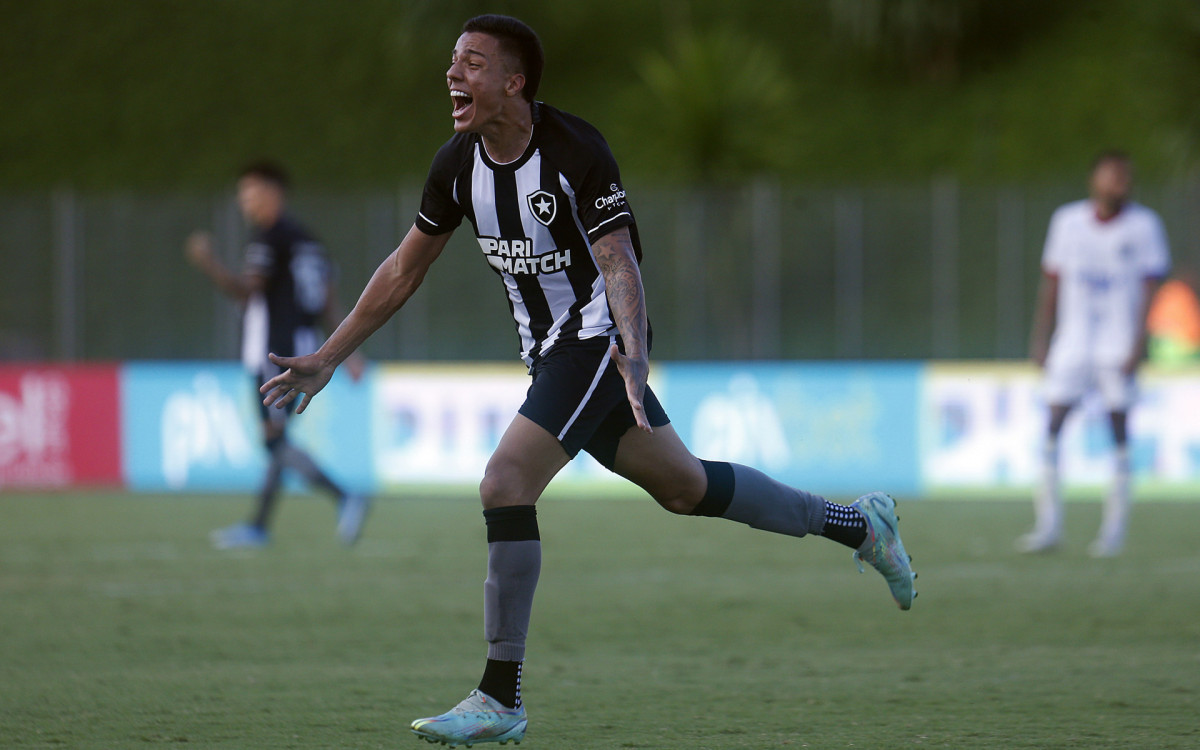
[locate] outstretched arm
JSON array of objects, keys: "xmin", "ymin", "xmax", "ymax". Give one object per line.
[
  {"xmin": 1029, "ymin": 271, "xmax": 1059, "ymax": 368},
  {"xmin": 261, "ymin": 225, "xmax": 452, "ymax": 412},
  {"xmin": 591, "ymin": 226, "xmax": 652, "ymax": 433},
  {"xmin": 319, "ymin": 283, "xmax": 368, "ymax": 382},
  {"xmin": 185, "ymin": 231, "xmax": 264, "ymax": 302}
]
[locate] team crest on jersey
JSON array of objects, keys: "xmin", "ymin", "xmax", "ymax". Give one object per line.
[{"xmin": 527, "ymin": 190, "xmax": 557, "ymax": 226}]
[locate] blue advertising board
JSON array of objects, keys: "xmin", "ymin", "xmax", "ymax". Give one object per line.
[
  {"xmin": 121, "ymin": 362, "xmax": 373, "ymax": 493},
  {"xmin": 658, "ymin": 362, "xmax": 923, "ymax": 497},
  {"xmin": 117, "ymin": 360, "xmax": 1199, "ymax": 498}
]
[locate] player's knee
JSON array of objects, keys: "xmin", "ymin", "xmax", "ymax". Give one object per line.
[
  {"xmin": 264, "ymin": 431, "xmax": 286, "ymax": 455},
  {"xmin": 1047, "ymin": 406, "xmax": 1071, "ymax": 438},
  {"xmin": 479, "ymin": 461, "xmax": 525, "ymax": 509},
  {"xmin": 646, "ymin": 469, "xmax": 705, "ymax": 515},
  {"xmin": 263, "ymin": 420, "xmax": 286, "ymax": 444},
  {"xmin": 654, "ymin": 487, "xmax": 702, "ymax": 515},
  {"xmin": 626, "ymin": 456, "xmax": 706, "ymax": 514}
]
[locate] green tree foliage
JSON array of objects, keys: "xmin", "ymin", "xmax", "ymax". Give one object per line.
[
  {"xmin": 615, "ymin": 28, "xmax": 795, "ymax": 181},
  {"xmin": 0, "ymin": 0, "xmax": 1197, "ymax": 188},
  {"xmin": 829, "ymin": 0, "xmax": 980, "ymax": 80}
]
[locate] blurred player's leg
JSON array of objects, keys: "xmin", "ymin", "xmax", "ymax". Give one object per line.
[
  {"xmin": 1024, "ymin": 437, "xmax": 1064, "ymax": 550},
  {"xmin": 1091, "ymin": 409, "xmax": 1131, "ymax": 557},
  {"xmin": 274, "ymin": 441, "xmax": 372, "ymax": 545},
  {"xmin": 211, "ymin": 422, "xmax": 287, "ymax": 549},
  {"xmin": 336, "ymin": 493, "xmax": 372, "ymax": 546},
  {"xmin": 251, "ymin": 435, "xmax": 288, "ymax": 529},
  {"xmin": 1019, "ymin": 403, "xmax": 1070, "ymax": 553},
  {"xmin": 212, "ymin": 400, "xmax": 365, "ymax": 548},
  {"xmin": 276, "ymin": 442, "xmax": 341, "ymax": 496}
]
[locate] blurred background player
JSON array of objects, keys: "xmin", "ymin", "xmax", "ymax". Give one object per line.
[
  {"xmin": 186, "ymin": 160, "xmax": 370, "ymax": 549},
  {"xmin": 1023, "ymin": 150, "xmax": 1171, "ymax": 557}
]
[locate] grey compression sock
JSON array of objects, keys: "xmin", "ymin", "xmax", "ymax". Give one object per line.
[
  {"xmin": 720, "ymin": 463, "xmax": 827, "ymax": 538},
  {"xmin": 483, "ymin": 506, "xmax": 542, "ymax": 662}
]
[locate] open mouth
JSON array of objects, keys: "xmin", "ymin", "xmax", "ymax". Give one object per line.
[{"xmin": 451, "ymin": 89, "xmax": 473, "ymax": 117}]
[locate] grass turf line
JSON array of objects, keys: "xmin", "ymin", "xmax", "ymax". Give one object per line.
[{"xmin": 1, "ymin": 492, "xmax": 1198, "ymax": 749}]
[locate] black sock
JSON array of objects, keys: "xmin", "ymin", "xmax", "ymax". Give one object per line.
[
  {"xmin": 478, "ymin": 658, "xmax": 523, "ymax": 709},
  {"xmin": 820, "ymin": 501, "xmax": 868, "ymax": 549}
]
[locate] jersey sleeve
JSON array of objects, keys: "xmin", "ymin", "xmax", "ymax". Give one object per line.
[
  {"xmin": 571, "ymin": 136, "xmax": 635, "ymax": 245},
  {"xmin": 415, "ymin": 139, "xmax": 467, "ymax": 236},
  {"xmin": 1138, "ymin": 211, "xmax": 1171, "ymax": 279},
  {"xmin": 290, "ymin": 240, "xmax": 333, "ymax": 317}
]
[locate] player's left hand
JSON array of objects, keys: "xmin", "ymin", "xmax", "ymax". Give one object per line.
[
  {"xmin": 260, "ymin": 352, "xmax": 335, "ymax": 414},
  {"xmin": 610, "ymin": 343, "xmax": 652, "ymax": 434}
]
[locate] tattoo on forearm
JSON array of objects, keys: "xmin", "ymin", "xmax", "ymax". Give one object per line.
[{"xmin": 592, "ymin": 231, "xmax": 648, "ymax": 355}]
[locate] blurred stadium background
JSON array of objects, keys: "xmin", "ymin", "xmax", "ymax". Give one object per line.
[
  {"xmin": 3, "ymin": 2, "xmax": 1200, "ymax": 748},
  {"xmin": 4, "ymin": 0, "xmax": 1200, "ymax": 363}
]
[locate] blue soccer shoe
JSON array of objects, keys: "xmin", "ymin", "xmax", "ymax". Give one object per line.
[
  {"xmin": 850, "ymin": 491, "xmax": 917, "ymax": 610},
  {"xmin": 411, "ymin": 689, "xmax": 526, "ymax": 747}
]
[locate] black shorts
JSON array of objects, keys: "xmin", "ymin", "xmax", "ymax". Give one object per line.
[{"xmin": 518, "ymin": 336, "xmax": 670, "ymax": 470}]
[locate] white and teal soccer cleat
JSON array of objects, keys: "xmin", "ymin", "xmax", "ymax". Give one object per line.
[
  {"xmin": 851, "ymin": 492, "xmax": 916, "ymax": 610},
  {"xmin": 411, "ymin": 689, "xmax": 527, "ymax": 747},
  {"xmin": 336, "ymin": 493, "xmax": 372, "ymax": 546}
]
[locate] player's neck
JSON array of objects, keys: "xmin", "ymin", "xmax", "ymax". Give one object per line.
[
  {"xmin": 479, "ymin": 104, "xmax": 534, "ymax": 165},
  {"xmin": 1092, "ymin": 199, "xmax": 1125, "ymax": 223},
  {"xmin": 251, "ymin": 207, "xmax": 284, "ymax": 229}
]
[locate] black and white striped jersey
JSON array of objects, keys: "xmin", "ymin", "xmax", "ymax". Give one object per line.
[
  {"xmin": 415, "ymin": 102, "xmax": 645, "ymax": 368},
  {"xmin": 241, "ymin": 214, "xmax": 330, "ymax": 375}
]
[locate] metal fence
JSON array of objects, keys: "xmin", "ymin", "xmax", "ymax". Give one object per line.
[{"xmin": 3, "ymin": 180, "xmax": 1198, "ymax": 363}]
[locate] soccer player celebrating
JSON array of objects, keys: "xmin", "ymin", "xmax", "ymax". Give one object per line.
[
  {"xmin": 1023, "ymin": 151, "xmax": 1171, "ymax": 558},
  {"xmin": 186, "ymin": 161, "xmax": 371, "ymax": 549},
  {"xmin": 260, "ymin": 16, "xmax": 915, "ymax": 745}
]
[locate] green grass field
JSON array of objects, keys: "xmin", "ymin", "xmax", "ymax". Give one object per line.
[{"xmin": 2, "ymin": 491, "xmax": 1198, "ymax": 749}]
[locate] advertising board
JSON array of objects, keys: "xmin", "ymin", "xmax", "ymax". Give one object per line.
[{"xmin": 0, "ymin": 364, "xmax": 121, "ymax": 488}]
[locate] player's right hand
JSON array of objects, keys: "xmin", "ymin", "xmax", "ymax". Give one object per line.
[
  {"xmin": 609, "ymin": 343, "xmax": 652, "ymax": 434},
  {"xmin": 260, "ymin": 352, "xmax": 335, "ymax": 414}
]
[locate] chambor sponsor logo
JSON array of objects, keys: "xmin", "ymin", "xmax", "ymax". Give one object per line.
[
  {"xmin": 477, "ymin": 236, "xmax": 571, "ymax": 275},
  {"xmin": 594, "ymin": 183, "xmax": 627, "ymax": 210}
]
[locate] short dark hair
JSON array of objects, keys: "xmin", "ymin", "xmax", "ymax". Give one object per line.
[
  {"xmin": 1090, "ymin": 149, "xmax": 1131, "ymax": 173},
  {"xmin": 462, "ymin": 14, "xmax": 544, "ymax": 102},
  {"xmin": 239, "ymin": 160, "xmax": 290, "ymax": 190}
]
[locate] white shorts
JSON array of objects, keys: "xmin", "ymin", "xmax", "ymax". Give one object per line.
[{"xmin": 1042, "ymin": 361, "xmax": 1135, "ymax": 411}]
